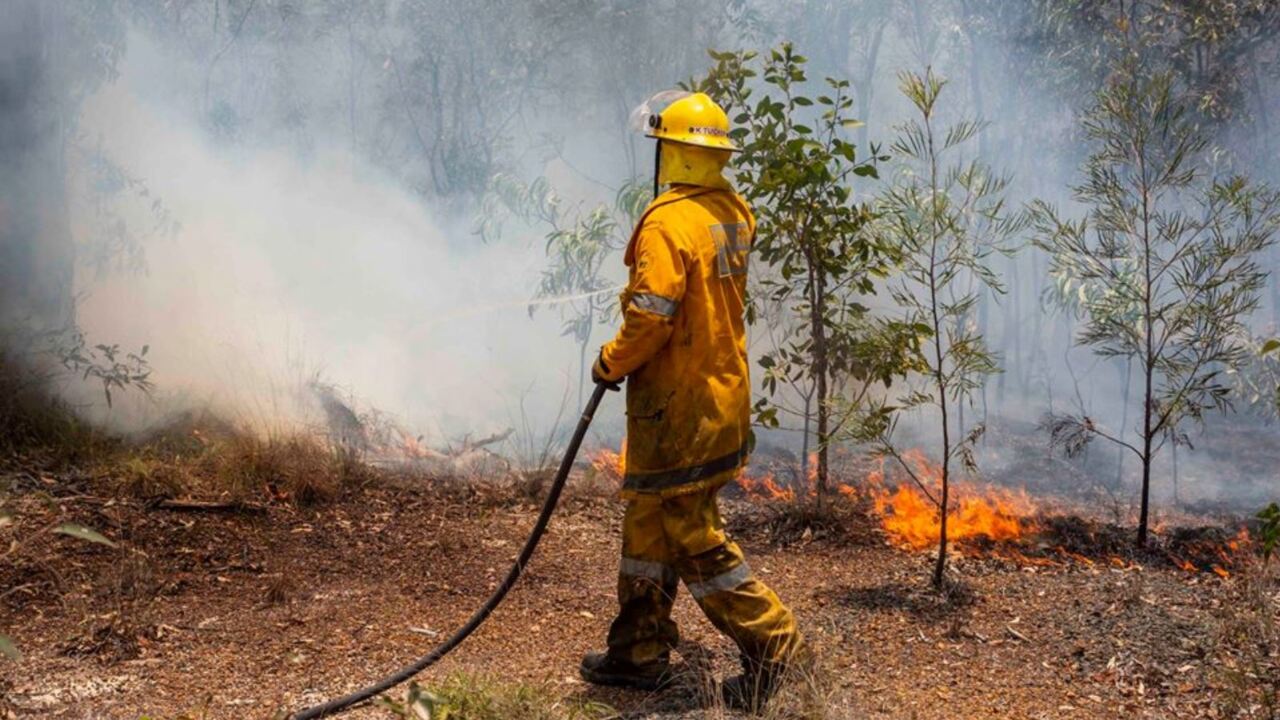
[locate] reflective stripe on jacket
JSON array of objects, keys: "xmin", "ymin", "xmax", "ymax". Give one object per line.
[{"xmin": 597, "ymin": 184, "xmax": 755, "ymax": 497}]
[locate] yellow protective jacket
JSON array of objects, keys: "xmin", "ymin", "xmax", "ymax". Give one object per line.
[{"xmin": 596, "ymin": 185, "xmax": 755, "ymax": 497}]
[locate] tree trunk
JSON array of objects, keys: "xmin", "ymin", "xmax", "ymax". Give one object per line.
[
  {"xmin": 926, "ymin": 104, "xmax": 949, "ymax": 588},
  {"xmin": 811, "ymin": 268, "xmax": 830, "ymax": 495},
  {"xmin": 932, "ymin": 312, "xmax": 951, "ymax": 588},
  {"xmin": 800, "ymin": 389, "xmax": 811, "ymax": 487},
  {"xmin": 932, "ymin": 331, "xmax": 951, "ymax": 589},
  {"xmin": 1137, "ymin": 137, "xmax": 1155, "ymax": 548},
  {"xmin": 1138, "ymin": 424, "xmax": 1152, "ymax": 546},
  {"xmin": 932, "ymin": 453, "xmax": 950, "ymax": 588},
  {"xmin": 1138, "ymin": 179, "xmax": 1155, "ymax": 547}
]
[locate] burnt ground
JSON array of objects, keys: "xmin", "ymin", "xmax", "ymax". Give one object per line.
[{"xmin": 2, "ymin": 464, "xmax": 1277, "ymax": 720}]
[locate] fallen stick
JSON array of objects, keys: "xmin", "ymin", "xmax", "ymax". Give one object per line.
[{"xmin": 157, "ymin": 499, "xmax": 268, "ymax": 514}]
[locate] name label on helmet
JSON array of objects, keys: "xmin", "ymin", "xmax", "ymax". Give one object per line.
[{"xmin": 689, "ymin": 126, "xmax": 729, "ymax": 138}]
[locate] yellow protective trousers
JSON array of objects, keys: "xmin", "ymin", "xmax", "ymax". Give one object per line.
[{"xmin": 605, "ymin": 477, "xmax": 802, "ymax": 670}]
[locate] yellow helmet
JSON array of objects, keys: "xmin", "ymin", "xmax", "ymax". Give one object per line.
[{"xmin": 645, "ymin": 92, "xmax": 738, "ymax": 152}]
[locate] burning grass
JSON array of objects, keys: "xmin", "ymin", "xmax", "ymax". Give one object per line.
[
  {"xmin": 588, "ymin": 437, "xmax": 625, "ymax": 484},
  {"xmin": 566, "ymin": 441, "xmax": 1261, "ymax": 578},
  {"xmin": 862, "ymin": 450, "xmax": 1035, "ymax": 551},
  {"xmin": 724, "ymin": 448, "xmax": 1042, "ymax": 555},
  {"xmin": 727, "ymin": 445, "xmax": 1260, "ymax": 577}
]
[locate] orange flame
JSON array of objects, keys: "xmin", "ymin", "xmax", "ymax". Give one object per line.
[
  {"xmin": 866, "ymin": 450, "xmax": 1035, "ymax": 550},
  {"xmin": 737, "ymin": 471, "xmax": 796, "ymax": 502},
  {"xmin": 589, "ymin": 438, "xmax": 626, "ymax": 483},
  {"xmin": 400, "ymin": 433, "xmax": 430, "ymax": 459},
  {"xmin": 734, "ymin": 451, "xmax": 860, "ymax": 502}
]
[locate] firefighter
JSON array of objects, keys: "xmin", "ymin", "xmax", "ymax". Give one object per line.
[{"xmin": 580, "ymin": 92, "xmax": 804, "ymax": 711}]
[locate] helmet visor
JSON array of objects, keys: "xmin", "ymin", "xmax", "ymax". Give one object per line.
[{"xmin": 628, "ymin": 90, "xmax": 692, "ymax": 136}]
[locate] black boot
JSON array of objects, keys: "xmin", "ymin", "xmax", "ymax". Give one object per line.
[{"xmin": 579, "ymin": 652, "xmax": 672, "ymax": 691}]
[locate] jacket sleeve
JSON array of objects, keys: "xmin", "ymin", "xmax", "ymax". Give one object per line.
[{"xmin": 597, "ymin": 221, "xmax": 686, "ymax": 381}]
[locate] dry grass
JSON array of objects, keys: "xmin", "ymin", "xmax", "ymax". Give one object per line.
[
  {"xmin": 95, "ymin": 428, "xmax": 372, "ymax": 507},
  {"xmin": 727, "ymin": 493, "xmax": 877, "ymax": 547},
  {"xmin": 377, "ymin": 674, "xmax": 617, "ymax": 720},
  {"xmin": 263, "ymin": 573, "xmax": 295, "ymax": 606},
  {"xmin": 683, "ymin": 648, "xmax": 842, "ymax": 720},
  {"xmin": 115, "ymin": 455, "xmax": 191, "ymax": 500},
  {"xmin": 0, "ymin": 350, "xmax": 111, "ymax": 466},
  {"xmin": 200, "ymin": 434, "xmax": 357, "ymax": 505},
  {"xmin": 1, "ymin": 345, "xmax": 370, "ymax": 509}
]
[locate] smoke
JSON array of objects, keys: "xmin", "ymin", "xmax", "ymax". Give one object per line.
[{"xmin": 61, "ymin": 28, "xmax": 599, "ymax": 444}]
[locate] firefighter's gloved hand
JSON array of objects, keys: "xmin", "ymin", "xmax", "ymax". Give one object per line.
[{"xmin": 592, "ymin": 353, "xmax": 622, "ymax": 391}]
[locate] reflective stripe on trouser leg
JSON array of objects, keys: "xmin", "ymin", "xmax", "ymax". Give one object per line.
[
  {"xmin": 606, "ymin": 497, "xmax": 679, "ymax": 667},
  {"xmin": 683, "ymin": 541, "xmax": 801, "ymax": 666},
  {"xmin": 620, "ymin": 557, "xmax": 677, "ymax": 584},
  {"xmin": 661, "ymin": 488, "xmax": 802, "ymax": 666},
  {"xmin": 686, "ymin": 561, "xmax": 751, "ymax": 599}
]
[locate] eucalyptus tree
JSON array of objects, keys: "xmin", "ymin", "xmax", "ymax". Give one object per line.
[
  {"xmin": 869, "ymin": 68, "xmax": 1022, "ymax": 588},
  {"xmin": 698, "ymin": 44, "xmax": 914, "ymax": 494},
  {"xmin": 1034, "ymin": 58, "xmax": 1280, "ymax": 547}
]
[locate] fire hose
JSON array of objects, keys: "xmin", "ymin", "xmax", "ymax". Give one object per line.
[{"xmin": 291, "ymin": 382, "xmax": 611, "ymax": 719}]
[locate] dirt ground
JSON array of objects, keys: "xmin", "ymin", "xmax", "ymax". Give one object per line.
[{"xmin": 2, "ymin": 465, "xmax": 1277, "ymax": 720}]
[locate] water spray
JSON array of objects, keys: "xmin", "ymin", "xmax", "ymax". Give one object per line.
[{"xmin": 410, "ymin": 285, "xmax": 625, "ymax": 336}]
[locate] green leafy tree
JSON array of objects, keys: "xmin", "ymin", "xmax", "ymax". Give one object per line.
[
  {"xmin": 1034, "ymin": 58, "xmax": 1280, "ymax": 547},
  {"xmin": 869, "ymin": 68, "xmax": 1022, "ymax": 588},
  {"xmin": 697, "ymin": 44, "xmax": 910, "ymax": 493}
]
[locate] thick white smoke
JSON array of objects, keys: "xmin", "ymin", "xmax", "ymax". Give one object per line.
[{"xmin": 64, "ymin": 31, "xmax": 600, "ymax": 445}]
